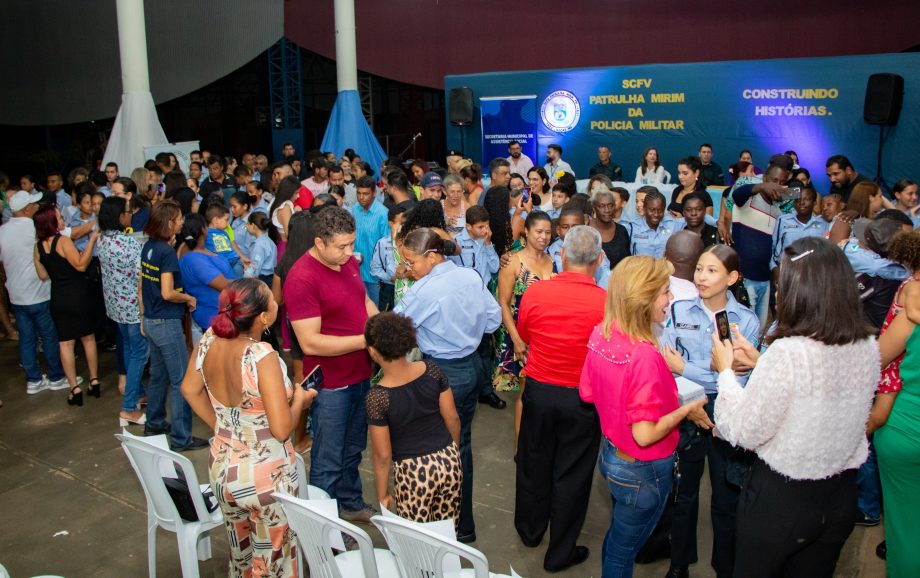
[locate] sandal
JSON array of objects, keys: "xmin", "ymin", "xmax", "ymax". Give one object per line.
[
  {"xmin": 88, "ymin": 377, "xmax": 101, "ymax": 399},
  {"xmin": 68, "ymin": 385, "xmax": 83, "ymax": 407}
]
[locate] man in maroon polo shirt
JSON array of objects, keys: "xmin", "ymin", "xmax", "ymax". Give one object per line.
[
  {"xmin": 286, "ymin": 206, "xmax": 380, "ymax": 523},
  {"xmin": 514, "ymin": 225, "xmax": 607, "ymax": 573}
]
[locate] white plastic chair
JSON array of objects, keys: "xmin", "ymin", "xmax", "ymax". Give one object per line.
[
  {"xmin": 272, "ymin": 492, "xmax": 399, "ymax": 578},
  {"xmin": 291, "ymin": 453, "xmax": 331, "ymax": 578},
  {"xmin": 116, "ymin": 431, "xmax": 223, "ymax": 578},
  {"xmin": 372, "ymin": 514, "xmax": 513, "ymax": 578},
  {"xmin": 294, "ymin": 452, "xmax": 331, "ymax": 500}
]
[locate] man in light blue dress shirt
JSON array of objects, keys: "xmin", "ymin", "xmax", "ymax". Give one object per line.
[{"xmin": 351, "ymin": 176, "xmax": 390, "ymax": 307}]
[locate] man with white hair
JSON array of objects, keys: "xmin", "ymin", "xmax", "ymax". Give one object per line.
[{"xmin": 513, "ymin": 225, "xmax": 607, "ymax": 573}]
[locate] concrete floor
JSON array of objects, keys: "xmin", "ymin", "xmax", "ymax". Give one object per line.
[{"xmin": 0, "ymin": 340, "xmax": 886, "ymax": 578}]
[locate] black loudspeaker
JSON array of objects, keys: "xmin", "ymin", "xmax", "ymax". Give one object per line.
[
  {"xmin": 450, "ymin": 87, "xmax": 474, "ymax": 126},
  {"xmin": 864, "ymin": 73, "xmax": 904, "ymax": 125}
]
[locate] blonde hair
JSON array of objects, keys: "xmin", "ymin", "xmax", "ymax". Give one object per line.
[{"xmin": 602, "ymin": 256, "xmax": 673, "ymax": 345}]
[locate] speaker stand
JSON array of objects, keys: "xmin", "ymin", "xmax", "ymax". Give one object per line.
[
  {"xmin": 874, "ymin": 125, "xmax": 889, "ymax": 194},
  {"xmin": 459, "ymin": 126, "xmax": 466, "ymax": 160}
]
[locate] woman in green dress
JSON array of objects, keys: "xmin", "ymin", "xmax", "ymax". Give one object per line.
[{"xmin": 874, "ymin": 231, "xmax": 920, "ymax": 577}]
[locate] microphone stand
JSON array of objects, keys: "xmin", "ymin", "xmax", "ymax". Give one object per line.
[{"xmin": 398, "ymin": 133, "xmax": 422, "ymax": 160}]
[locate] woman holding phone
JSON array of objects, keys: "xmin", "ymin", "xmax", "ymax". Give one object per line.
[
  {"xmin": 181, "ymin": 278, "xmax": 315, "ymax": 577},
  {"xmin": 365, "ymin": 312, "xmax": 462, "ymax": 525},
  {"xmin": 711, "ymin": 237, "xmax": 878, "ymax": 577},
  {"xmin": 660, "ymin": 245, "xmax": 760, "ymax": 578}
]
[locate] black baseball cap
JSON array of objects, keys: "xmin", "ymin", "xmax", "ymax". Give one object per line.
[{"xmin": 446, "ymin": 149, "xmax": 464, "ymax": 157}]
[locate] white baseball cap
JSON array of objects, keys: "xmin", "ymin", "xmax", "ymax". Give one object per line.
[{"xmin": 8, "ymin": 190, "xmax": 43, "ymax": 212}]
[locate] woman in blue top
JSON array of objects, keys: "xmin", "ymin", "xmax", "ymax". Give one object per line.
[
  {"xmin": 660, "ymin": 244, "xmax": 761, "ymax": 578},
  {"xmin": 178, "ymin": 213, "xmax": 237, "ymax": 345},
  {"xmin": 140, "ymin": 200, "xmax": 206, "ymax": 451}
]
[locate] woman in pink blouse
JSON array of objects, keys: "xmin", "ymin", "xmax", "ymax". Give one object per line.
[{"xmin": 580, "ymin": 256, "xmax": 709, "ymax": 578}]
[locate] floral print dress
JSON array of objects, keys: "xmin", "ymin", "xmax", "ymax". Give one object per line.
[
  {"xmin": 196, "ymin": 328, "xmax": 299, "ymax": 578},
  {"xmin": 492, "ymin": 260, "xmax": 542, "ymax": 391}
]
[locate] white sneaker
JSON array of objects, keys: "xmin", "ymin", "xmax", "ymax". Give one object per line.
[
  {"xmin": 26, "ymin": 377, "xmax": 49, "ymax": 395},
  {"xmin": 47, "ymin": 376, "xmax": 83, "ymax": 391}
]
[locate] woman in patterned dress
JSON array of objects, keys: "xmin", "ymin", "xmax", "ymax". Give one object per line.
[{"xmin": 181, "ymin": 278, "xmax": 316, "ymax": 577}]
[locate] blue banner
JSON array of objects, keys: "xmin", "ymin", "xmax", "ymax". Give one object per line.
[
  {"xmin": 446, "ymin": 53, "xmax": 920, "ymax": 193},
  {"xmin": 480, "ymin": 96, "xmax": 537, "ymax": 170}
]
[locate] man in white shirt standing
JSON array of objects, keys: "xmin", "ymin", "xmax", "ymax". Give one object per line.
[
  {"xmin": 0, "ymin": 191, "xmax": 69, "ymax": 394},
  {"xmin": 302, "ymin": 158, "xmax": 330, "ymax": 199},
  {"xmin": 543, "ymin": 144, "xmax": 575, "ymax": 185},
  {"xmin": 506, "ymin": 140, "xmax": 534, "ymax": 178}
]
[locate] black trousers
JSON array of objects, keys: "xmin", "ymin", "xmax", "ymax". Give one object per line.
[
  {"xmin": 378, "ymin": 282, "xmax": 395, "ymax": 312},
  {"xmin": 733, "ymin": 459, "xmax": 857, "ymax": 578},
  {"xmin": 514, "ymin": 377, "xmax": 601, "ymax": 570},
  {"xmin": 670, "ymin": 427, "xmax": 740, "ymax": 577}
]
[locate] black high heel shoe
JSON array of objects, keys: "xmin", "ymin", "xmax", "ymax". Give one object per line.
[
  {"xmin": 68, "ymin": 385, "xmax": 83, "ymax": 407},
  {"xmin": 88, "ymin": 377, "xmax": 101, "ymax": 398}
]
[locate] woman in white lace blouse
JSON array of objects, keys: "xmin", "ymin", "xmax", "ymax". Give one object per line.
[{"xmin": 710, "ymin": 237, "xmax": 878, "ymax": 578}]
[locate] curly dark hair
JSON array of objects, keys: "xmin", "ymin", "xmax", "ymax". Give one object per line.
[
  {"xmin": 396, "ymin": 199, "xmax": 446, "ymax": 243},
  {"xmin": 313, "ymin": 205, "xmax": 355, "ymax": 242},
  {"xmin": 888, "ymin": 230, "xmax": 920, "ymax": 272},
  {"xmin": 364, "ymin": 312, "xmax": 417, "ymax": 361}
]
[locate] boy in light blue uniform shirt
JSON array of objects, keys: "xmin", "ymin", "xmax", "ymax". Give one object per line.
[
  {"xmin": 770, "ymin": 185, "xmax": 828, "ymax": 269},
  {"xmin": 546, "ymin": 205, "xmax": 610, "ymax": 287},
  {"xmin": 447, "ymin": 205, "xmax": 500, "ymax": 287},
  {"xmin": 370, "ymin": 205, "xmax": 408, "ymax": 311}
]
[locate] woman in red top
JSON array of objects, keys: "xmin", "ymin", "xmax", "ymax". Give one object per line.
[{"xmin": 580, "ymin": 256, "xmax": 709, "ymax": 578}]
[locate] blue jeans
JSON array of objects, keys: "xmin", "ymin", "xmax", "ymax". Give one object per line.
[
  {"xmin": 426, "ymin": 353, "xmax": 479, "ymax": 536},
  {"xmin": 118, "ymin": 322, "xmax": 149, "ymax": 413},
  {"xmin": 142, "ymin": 317, "xmax": 192, "ymax": 448},
  {"xmin": 856, "ymin": 439, "xmax": 881, "ymax": 520},
  {"xmin": 310, "ymin": 380, "xmax": 370, "ymax": 512},
  {"xmin": 363, "ymin": 281, "xmax": 380, "ymax": 309},
  {"xmin": 12, "ymin": 301, "xmax": 64, "ymax": 382},
  {"xmin": 598, "ymin": 439, "xmax": 675, "ymax": 578},
  {"xmin": 744, "ymin": 279, "xmax": 770, "ymax": 329}
]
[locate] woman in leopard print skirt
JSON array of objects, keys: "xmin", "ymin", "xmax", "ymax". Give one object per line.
[{"xmin": 365, "ymin": 312, "xmax": 463, "ymax": 527}]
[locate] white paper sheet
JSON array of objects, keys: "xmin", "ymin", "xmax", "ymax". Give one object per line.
[
  {"xmin": 310, "ymin": 499, "xmax": 347, "ymax": 551},
  {"xmin": 675, "ymin": 376, "xmax": 707, "ymax": 405}
]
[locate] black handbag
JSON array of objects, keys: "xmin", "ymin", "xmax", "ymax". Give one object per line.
[{"xmin": 162, "ymin": 466, "xmax": 218, "ymax": 522}]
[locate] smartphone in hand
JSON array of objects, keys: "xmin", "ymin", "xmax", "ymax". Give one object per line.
[
  {"xmin": 300, "ymin": 365, "xmax": 324, "ymax": 390},
  {"xmin": 715, "ymin": 310, "xmax": 732, "ymax": 342}
]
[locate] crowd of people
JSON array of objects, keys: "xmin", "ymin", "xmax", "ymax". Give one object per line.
[{"xmin": 0, "ymin": 140, "xmax": 918, "ymax": 578}]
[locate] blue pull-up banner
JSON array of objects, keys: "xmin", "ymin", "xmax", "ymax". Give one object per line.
[
  {"xmin": 446, "ymin": 53, "xmax": 920, "ymax": 194},
  {"xmin": 479, "ymin": 96, "xmax": 537, "ymax": 169}
]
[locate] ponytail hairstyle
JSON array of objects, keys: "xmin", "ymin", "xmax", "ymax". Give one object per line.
[
  {"xmin": 248, "ymin": 211, "xmax": 271, "ymax": 232},
  {"xmin": 211, "ymin": 278, "xmax": 271, "ymax": 339},
  {"xmin": 179, "ymin": 213, "xmax": 208, "ymax": 250},
  {"xmin": 402, "ymin": 227, "xmax": 449, "ymax": 259},
  {"xmin": 230, "ymin": 190, "xmax": 255, "ymax": 211}
]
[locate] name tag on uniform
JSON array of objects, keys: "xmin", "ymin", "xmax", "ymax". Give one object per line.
[{"xmin": 675, "ymin": 322, "xmax": 700, "ymax": 330}]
